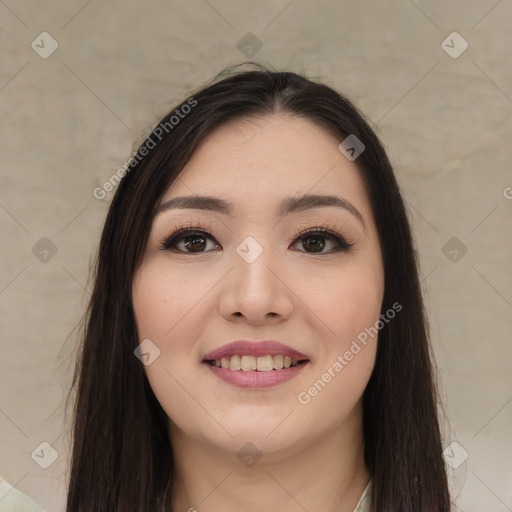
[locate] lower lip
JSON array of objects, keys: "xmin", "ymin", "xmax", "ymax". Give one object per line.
[{"xmin": 204, "ymin": 361, "xmax": 309, "ymax": 388}]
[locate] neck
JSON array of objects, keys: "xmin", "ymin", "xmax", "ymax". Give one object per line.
[{"xmin": 169, "ymin": 402, "xmax": 370, "ymax": 512}]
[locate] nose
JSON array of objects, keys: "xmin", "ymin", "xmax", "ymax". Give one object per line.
[{"xmin": 219, "ymin": 246, "xmax": 294, "ymax": 325}]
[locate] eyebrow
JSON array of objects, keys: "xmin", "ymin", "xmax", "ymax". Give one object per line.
[{"xmin": 155, "ymin": 193, "xmax": 365, "ymax": 227}]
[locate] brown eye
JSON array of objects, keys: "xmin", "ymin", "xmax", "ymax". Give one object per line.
[
  {"xmin": 290, "ymin": 227, "xmax": 353, "ymax": 254},
  {"xmin": 161, "ymin": 229, "xmax": 220, "ymax": 253},
  {"xmin": 301, "ymin": 233, "xmax": 327, "ymax": 253}
]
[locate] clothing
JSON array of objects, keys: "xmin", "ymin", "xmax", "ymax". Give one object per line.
[
  {"xmin": 0, "ymin": 476, "xmax": 46, "ymax": 512},
  {"xmin": 352, "ymin": 478, "xmax": 372, "ymax": 512}
]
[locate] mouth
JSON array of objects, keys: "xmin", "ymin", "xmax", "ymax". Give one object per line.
[
  {"xmin": 205, "ymin": 354, "xmax": 309, "ymax": 371},
  {"xmin": 202, "ymin": 340, "xmax": 310, "ymax": 387}
]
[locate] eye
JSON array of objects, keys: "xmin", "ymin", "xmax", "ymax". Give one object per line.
[
  {"xmin": 160, "ymin": 225, "xmax": 220, "ymax": 254},
  {"xmin": 289, "ymin": 226, "xmax": 353, "ymax": 254}
]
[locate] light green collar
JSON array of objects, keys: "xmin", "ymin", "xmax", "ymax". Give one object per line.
[
  {"xmin": 0, "ymin": 476, "xmax": 46, "ymax": 512},
  {"xmin": 353, "ymin": 478, "xmax": 372, "ymax": 512}
]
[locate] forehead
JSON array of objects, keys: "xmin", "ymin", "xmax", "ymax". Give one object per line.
[{"xmin": 162, "ymin": 114, "xmax": 370, "ymax": 215}]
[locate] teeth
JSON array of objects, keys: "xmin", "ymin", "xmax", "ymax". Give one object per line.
[
  {"xmin": 257, "ymin": 355, "xmax": 273, "ymax": 371},
  {"xmin": 241, "ymin": 355, "xmax": 257, "ymax": 371},
  {"xmin": 229, "ymin": 355, "xmax": 241, "ymax": 370},
  {"xmin": 273, "ymin": 354, "xmax": 283, "ymax": 369},
  {"xmin": 210, "ymin": 354, "xmax": 305, "ymax": 371}
]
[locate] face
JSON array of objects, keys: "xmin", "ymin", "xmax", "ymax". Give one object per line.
[{"xmin": 132, "ymin": 113, "xmax": 384, "ymax": 457}]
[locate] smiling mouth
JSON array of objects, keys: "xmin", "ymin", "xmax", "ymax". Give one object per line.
[{"xmin": 206, "ymin": 354, "xmax": 309, "ymax": 371}]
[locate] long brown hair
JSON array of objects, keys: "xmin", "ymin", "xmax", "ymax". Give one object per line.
[{"xmin": 65, "ymin": 62, "xmax": 451, "ymax": 511}]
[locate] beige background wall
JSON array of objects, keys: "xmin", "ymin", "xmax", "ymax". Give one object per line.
[{"xmin": 1, "ymin": 1, "xmax": 511, "ymax": 510}]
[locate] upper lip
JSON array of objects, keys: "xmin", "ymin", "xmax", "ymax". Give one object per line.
[{"xmin": 203, "ymin": 340, "xmax": 309, "ymax": 361}]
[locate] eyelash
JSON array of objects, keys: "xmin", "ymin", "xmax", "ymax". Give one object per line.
[{"xmin": 159, "ymin": 222, "xmax": 354, "ymax": 254}]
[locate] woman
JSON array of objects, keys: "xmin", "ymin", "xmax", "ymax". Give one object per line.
[{"xmin": 65, "ymin": 63, "xmax": 452, "ymax": 511}]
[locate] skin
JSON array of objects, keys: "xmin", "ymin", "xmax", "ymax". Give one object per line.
[{"xmin": 132, "ymin": 113, "xmax": 384, "ymax": 512}]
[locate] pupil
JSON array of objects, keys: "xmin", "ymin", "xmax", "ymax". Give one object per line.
[
  {"xmin": 303, "ymin": 235, "xmax": 324, "ymax": 252},
  {"xmin": 184, "ymin": 235, "xmax": 206, "ymax": 252}
]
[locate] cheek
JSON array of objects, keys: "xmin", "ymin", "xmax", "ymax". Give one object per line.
[
  {"xmin": 310, "ymin": 278, "xmax": 380, "ymax": 384},
  {"xmin": 132, "ymin": 260, "xmax": 210, "ymax": 344},
  {"xmin": 293, "ymin": 255, "xmax": 383, "ymax": 414},
  {"xmin": 333, "ymin": 281, "xmax": 383, "ymax": 351},
  {"xmin": 300, "ymin": 256, "xmax": 384, "ymax": 352},
  {"xmin": 132, "ymin": 263, "xmax": 212, "ymax": 431},
  {"xmin": 295, "ymin": 278, "xmax": 381, "ymax": 427},
  {"xmin": 131, "ymin": 261, "xmax": 211, "ymax": 410}
]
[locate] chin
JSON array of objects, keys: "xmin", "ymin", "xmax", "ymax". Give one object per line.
[{"xmin": 221, "ymin": 430, "xmax": 306, "ymax": 462}]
